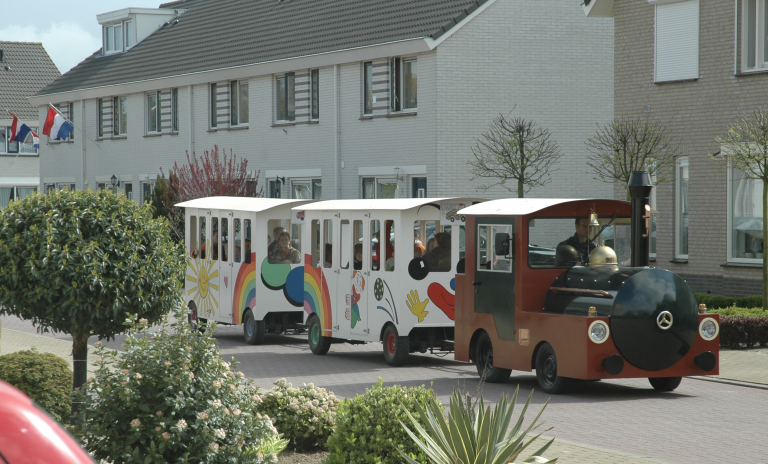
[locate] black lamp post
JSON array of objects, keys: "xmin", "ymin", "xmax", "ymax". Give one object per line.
[
  {"xmin": 110, "ymin": 174, "xmax": 118, "ymax": 188},
  {"xmin": 274, "ymin": 176, "xmax": 286, "ymax": 198}
]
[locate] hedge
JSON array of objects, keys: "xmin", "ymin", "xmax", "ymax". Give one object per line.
[{"xmin": 695, "ymin": 292, "xmax": 764, "ymax": 310}]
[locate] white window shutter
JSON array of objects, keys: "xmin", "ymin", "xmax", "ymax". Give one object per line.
[{"xmin": 655, "ymin": 0, "xmax": 699, "ymax": 82}]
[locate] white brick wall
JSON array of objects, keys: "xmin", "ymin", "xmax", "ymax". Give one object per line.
[{"xmin": 38, "ymin": 0, "xmax": 613, "ymax": 203}]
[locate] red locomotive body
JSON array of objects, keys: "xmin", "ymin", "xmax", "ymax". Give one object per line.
[{"xmin": 454, "ymin": 193, "xmax": 720, "ymax": 393}]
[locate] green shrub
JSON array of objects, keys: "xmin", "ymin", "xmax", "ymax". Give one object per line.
[
  {"xmin": 695, "ymin": 292, "xmax": 764, "ymax": 310},
  {"xmin": 73, "ymin": 309, "xmax": 277, "ymax": 464},
  {"xmin": 709, "ymin": 307, "xmax": 768, "ymax": 317},
  {"xmin": 324, "ymin": 379, "xmax": 442, "ymax": 464},
  {"xmin": 0, "ymin": 348, "xmax": 73, "ymax": 423},
  {"xmin": 254, "ymin": 379, "xmax": 339, "ymax": 452}
]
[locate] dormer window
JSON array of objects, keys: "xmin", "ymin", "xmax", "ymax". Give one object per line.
[{"xmin": 103, "ymin": 19, "xmax": 134, "ymax": 54}]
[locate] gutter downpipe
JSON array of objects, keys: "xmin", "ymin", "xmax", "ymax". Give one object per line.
[
  {"xmin": 334, "ymin": 64, "xmax": 340, "ymax": 199},
  {"xmin": 81, "ymin": 100, "xmax": 86, "ymax": 189},
  {"xmin": 189, "ymin": 85, "xmax": 194, "ymax": 157}
]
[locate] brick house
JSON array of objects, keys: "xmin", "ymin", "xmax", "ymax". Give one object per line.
[
  {"xmin": 0, "ymin": 41, "xmax": 60, "ymax": 208},
  {"xmin": 30, "ymin": 0, "xmax": 613, "ymax": 205},
  {"xmin": 584, "ymin": 0, "xmax": 767, "ymax": 296}
]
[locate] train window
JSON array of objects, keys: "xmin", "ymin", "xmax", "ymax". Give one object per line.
[
  {"xmin": 291, "ymin": 222, "xmax": 302, "ymax": 253},
  {"xmin": 527, "ymin": 217, "xmax": 630, "ymax": 268},
  {"xmin": 385, "ymin": 220, "xmax": 395, "ymax": 271},
  {"xmin": 200, "ymin": 216, "xmax": 207, "ymax": 259},
  {"xmin": 189, "ymin": 216, "xmax": 198, "ymax": 258},
  {"xmin": 323, "ymin": 219, "xmax": 333, "ymax": 268},
  {"xmin": 477, "ymin": 224, "xmax": 511, "ymax": 272},
  {"xmin": 340, "ymin": 220, "xmax": 351, "ymax": 269},
  {"xmin": 221, "ymin": 218, "xmax": 229, "ymax": 262},
  {"xmin": 234, "ymin": 219, "xmax": 242, "ymax": 262},
  {"xmin": 311, "ymin": 220, "xmax": 320, "ymax": 267},
  {"xmin": 211, "ymin": 217, "xmax": 219, "ymax": 260},
  {"xmin": 371, "ymin": 220, "xmax": 380, "ymax": 271},
  {"xmin": 243, "ymin": 219, "xmax": 252, "ymax": 263},
  {"xmin": 353, "ymin": 220, "xmax": 364, "ymax": 270},
  {"xmin": 422, "ymin": 225, "xmax": 451, "ymax": 272}
]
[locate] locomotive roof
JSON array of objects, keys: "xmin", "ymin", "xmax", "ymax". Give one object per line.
[
  {"xmin": 175, "ymin": 197, "xmax": 313, "ymax": 212},
  {"xmin": 296, "ymin": 197, "xmax": 484, "ymax": 212},
  {"xmin": 458, "ymin": 198, "xmax": 630, "ymax": 216}
]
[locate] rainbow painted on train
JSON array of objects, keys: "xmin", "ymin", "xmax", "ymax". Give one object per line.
[
  {"xmin": 231, "ymin": 253, "xmax": 256, "ymax": 325},
  {"xmin": 303, "ymin": 254, "xmax": 333, "ymax": 332}
]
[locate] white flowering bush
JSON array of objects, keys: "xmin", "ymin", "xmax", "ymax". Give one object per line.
[
  {"xmin": 254, "ymin": 378, "xmax": 339, "ymax": 451},
  {"xmin": 73, "ymin": 309, "xmax": 283, "ymax": 464}
]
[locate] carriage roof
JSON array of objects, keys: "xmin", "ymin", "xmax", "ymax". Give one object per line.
[
  {"xmin": 457, "ymin": 198, "xmax": 631, "ymax": 216},
  {"xmin": 175, "ymin": 197, "xmax": 313, "ymax": 212},
  {"xmin": 295, "ymin": 197, "xmax": 485, "ymax": 212}
]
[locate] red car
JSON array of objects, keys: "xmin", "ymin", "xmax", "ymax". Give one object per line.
[{"xmin": 0, "ymin": 380, "xmax": 94, "ymax": 463}]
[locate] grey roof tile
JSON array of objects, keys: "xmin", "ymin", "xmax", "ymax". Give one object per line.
[
  {"xmin": 0, "ymin": 42, "xmax": 60, "ymax": 119},
  {"xmin": 37, "ymin": 0, "xmax": 487, "ymax": 96}
]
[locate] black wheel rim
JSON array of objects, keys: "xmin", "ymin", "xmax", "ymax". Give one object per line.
[
  {"xmin": 540, "ymin": 353, "xmax": 557, "ymax": 387},
  {"xmin": 479, "ymin": 338, "xmax": 494, "ymax": 376}
]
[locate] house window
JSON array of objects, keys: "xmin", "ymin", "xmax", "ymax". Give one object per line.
[
  {"xmin": 0, "ymin": 126, "xmax": 38, "ymax": 154},
  {"xmin": 654, "ymin": 0, "xmax": 699, "ymax": 82},
  {"xmin": 649, "ymin": 173, "xmax": 658, "ymax": 258},
  {"xmin": 210, "ymin": 83, "xmax": 217, "ymax": 128},
  {"xmin": 171, "ymin": 88, "xmax": 179, "ymax": 132},
  {"xmin": 290, "ymin": 178, "xmax": 322, "ymax": 199},
  {"xmin": 147, "ymin": 91, "xmax": 160, "ymax": 133},
  {"xmin": 103, "ymin": 21, "xmax": 132, "ymax": 54},
  {"xmin": 311, "ymin": 69, "xmax": 319, "ymax": 120},
  {"xmin": 230, "ymin": 80, "xmax": 249, "ymax": 125},
  {"xmin": 411, "ymin": 177, "xmax": 427, "ymax": 198},
  {"xmin": 362, "ymin": 177, "xmax": 397, "ymax": 199},
  {"xmin": 113, "ymin": 96, "xmax": 127, "ymax": 135},
  {"xmin": 729, "ymin": 166, "xmax": 764, "ymax": 262},
  {"xmin": 44, "ymin": 184, "xmax": 55, "ymax": 194},
  {"xmin": 98, "ymin": 99, "xmax": 104, "ymax": 137},
  {"xmin": 741, "ymin": 0, "xmax": 768, "ymax": 71},
  {"xmin": 675, "ymin": 158, "xmax": 689, "ymax": 258},
  {"xmin": 124, "ymin": 183, "xmax": 133, "ymax": 200},
  {"xmin": 363, "ymin": 62, "xmax": 373, "ymax": 114},
  {"xmin": 275, "ymin": 73, "xmax": 295, "ymax": 122},
  {"xmin": 0, "ymin": 186, "xmax": 37, "ymax": 209},
  {"xmin": 67, "ymin": 103, "xmax": 74, "ymax": 140},
  {"xmin": 391, "ymin": 57, "xmax": 418, "ymax": 111},
  {"xmin": 141, "ymin": 181, "xmax": 155, "ymax": 204}
]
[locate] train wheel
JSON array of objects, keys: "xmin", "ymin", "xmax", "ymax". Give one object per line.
[
  {"xmin": 196, "ymin": 318, "xmax": 208, "ymax": 334},
  {"xmin": 648, "ymin": 376, "xmax": 682, "ymax": 392},
  {"xmin": 535, "ymin": 343, "xmax": 569, "ymax": 394},
  {"xmin": 308, "ymin": 316, "xmax": 331, "ymax": 355},
  {"xmin": 474, "ymin": 332, "xmax": 511, "ymax": 383},
  {"xmin": 242, "ymin": 310, "xmax": 265, "ymax": 345},
  {"xmin": 383, "ymin": 325, "xmax": 409, "ymax": 366}
]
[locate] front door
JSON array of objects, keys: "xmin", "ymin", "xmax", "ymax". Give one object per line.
[{"xmin": 473, "ymin": 218, "xmax": 516, "ymax": 341}]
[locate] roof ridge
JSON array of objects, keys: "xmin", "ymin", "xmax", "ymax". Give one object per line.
[{"xmin": 0, "ymin": 41, "xmax": 44, "ymax": 45}]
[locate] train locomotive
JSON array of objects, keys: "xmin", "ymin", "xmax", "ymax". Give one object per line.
[{"xmin": 454, "ymin": 172, "xmax": 720, "ymax": 393}]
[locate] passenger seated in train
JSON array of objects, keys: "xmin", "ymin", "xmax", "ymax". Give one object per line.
[
  {"xmin": 414, "ymin": 231, "xmax": 425, "ymax": 258},
  {"xmin": 556, "ymin": 217, "xmax": 598, "ymax": 266},
  {"xmin": 423, "ymin": 232, "xmax": 451, "ymax": 272},
  {"xmin": 268, "ymin": 227, "xmax": 286, "ymax": 256},
  {"xmin": 268, "ymin": 232, "xmax": 301, "ymax": 264},
  {"xmin": 386, "ymin": 249, "xmax": 395, "ymax": 271},
  {"xmin": 244, "ymin": 238, "xmax": 252, "ymax": 264},
  {"xmin": 353, "ymin": 243, "xmax": 363, "ymax": 270}
]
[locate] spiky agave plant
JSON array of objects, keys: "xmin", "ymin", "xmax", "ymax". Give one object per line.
[{"xmin": 399, "ymin": 387, "xmax": 556, "ymax": 464}]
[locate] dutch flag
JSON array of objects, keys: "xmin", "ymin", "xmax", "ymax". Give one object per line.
[
  {"xmin": 42, "ymin": 105, "xmax": 74, "ymax": 141},
  {"xmin": 8, "ymin": 111, "xmax": 40, "ymax": 149}
]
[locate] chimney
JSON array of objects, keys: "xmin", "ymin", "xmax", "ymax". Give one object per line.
[{"xmin": 627, "ymin": 171, "xmax": 653, "ymax": 267}]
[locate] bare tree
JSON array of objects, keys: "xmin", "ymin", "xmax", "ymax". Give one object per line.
[
  {"xmin": 714, "ymin": 109, "xmax": 768, "ymax": 310},
  {"xmin": 469, "ymin": 114, "xmax": 562, "ymax": 198},
  {"xmin": 586, "ymin": 117, "xmax": 681, "ymax": 199}
]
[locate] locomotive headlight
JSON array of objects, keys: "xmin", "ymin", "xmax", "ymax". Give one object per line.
[
  {"xmin": 699, "ymin": 317, "xmax": 719, "ymax": 341},
  {"xmin": 588, "ymin": 320, "xmax": 610, "ymax": 344}
]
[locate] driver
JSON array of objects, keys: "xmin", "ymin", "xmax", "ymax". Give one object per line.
[{"xmin": 557, "ymin": 217, "xmax": 598, "ymax": 265}]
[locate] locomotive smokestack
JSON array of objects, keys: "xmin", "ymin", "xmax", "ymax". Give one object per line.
[{"xmin": 628, "ymin": 171, "xmax": 652, "ymax": 267}]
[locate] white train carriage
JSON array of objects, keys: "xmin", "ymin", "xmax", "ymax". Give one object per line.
[
  {"xmin": 297, "ymin": 198, "xmax": 483, "ymax": 365},
  {"xmin": 177, "ymin": 197, "xmax": 313, "ymax": 344}
]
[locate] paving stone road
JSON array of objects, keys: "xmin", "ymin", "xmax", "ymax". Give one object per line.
[{"xmin": 3, "ymin": 315, "xmax": 767, "ymax": 464}]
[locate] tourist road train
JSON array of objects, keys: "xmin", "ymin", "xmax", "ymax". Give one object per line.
[{"xmin": 178, "ymin": 172, "xmax": 720, "ymax": 393}]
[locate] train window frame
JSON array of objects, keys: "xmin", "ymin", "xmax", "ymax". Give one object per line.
[
  {"xmin": 476, "ymin": 224, "xmax": 513, "ymax": 273},
  {"xmin": 526, "ymin": 216, "xmax": 631, "ymax": 269},
  {"xmin": 323, "ymin": 219, "xmax": 333, "ymax": 268},
  {"xmin": 340, "ymin": 220, "xmax": 351, "ymax": 269},
  {"xmin": 189, "ymin": 215, "xmax": 198, "ymax": 257}
]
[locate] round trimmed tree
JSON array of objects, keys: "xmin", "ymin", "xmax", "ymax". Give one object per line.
[{"xmin": 0, "ymin": 188, "xmax": 184, "ymax": 420}]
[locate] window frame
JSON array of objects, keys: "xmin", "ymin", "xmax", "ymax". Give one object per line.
[
  {"xmin": 1, "ymin": 126, "xmax": 38, "ymax": 154},
  {"xmin": 477, "ymin": 224, "xmax": 513, "ymax": 273},
  {"xmin": 362, "ymin": 177, "xmax": 398, "ymax": 199},
  {"xmin": 210, "ymin": 83, "xmax": 218, "ymax": 129},
  {"xmin": 390, "ymin": 57, "xmax": 418, "ymax": 112},
  {"xmin": 98, "ymin": 99, "xmax": 104, "ymax": 137},
  {"xmin": 230, "ymin": 80, "xmax": 249, "ymax": 126},
  {"xmin": 113, "ymin": 96, "xmax": 127, "ymax": 136},
  {"xmin": 103, "ymin": 20, "xmax": 134, "ymax": 55},
  {"xmin": 171, "ymin": 88, "xmax": 179, "ymax": 133},
  {"xmin": 146, "ymin": 91, "xmax": 161, "ymax": 134},
  {"xmin": 675, "ymin": 157, "xmax": 689, "ymax": 259},
  {"xmin": 363, "ymin": 62, "xmax": 373, "ymax": 115},
  {"xmin": 310, "ymin": 69, "xmax": 320, "ymax": 120},
  {"xmin": 740, "ymin": 0, "xmax": 768, "ymax": 72},
  {"xmin": 275, "ymin": 72, "xmax": 296, "ymax": 122},
  {"xmin": 727, "ymin": 163, "xmax": 764, "ymax": 264}
]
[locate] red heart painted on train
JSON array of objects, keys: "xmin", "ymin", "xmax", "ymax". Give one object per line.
[{"xmin": 224, "ymin": 276, "xmax": 229, "ymax": 288}]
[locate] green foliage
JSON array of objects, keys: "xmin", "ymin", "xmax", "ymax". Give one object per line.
[
  {"xmin": 242, "ymin": 434, "xmax": 289, "ymax": 460},
  {"xmin": 399, "ymin": 387, "xmax": 555, "ymax": 464},
  {"xmin": 709, "ymin": 306, "xmax": 768, "ymax": 317},
  {"xmin": 73, "ymin": 309, "xmax": 278, "ymax": 464},
  {"xmin": 695, "ymin": 292, "xmax": 764, "ymax": 310},
  {"xmin": 324, "ymin": 379, "xmax": 442, "ymax": 464},
  {"xmin": 0, "ymin": 348, "xmax": 73, "ymax": 423},
  {"xmin": 254, "ymin": 378, "xmax": 340, "ymax": 452},
  {"xmin": 0, "ymin": 188, "xmax": 185, "ymax": 340}
]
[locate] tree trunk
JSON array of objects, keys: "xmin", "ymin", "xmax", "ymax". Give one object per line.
[
  {"xmin": 518, "ymin": 178, "xmax": 524, "ymax": 198},
  {"xmin": 70, "ymin": 332, "xmax": 90, "ymax": 424},
  {"xmin": 763, "ymin": 179, "xmax": 767, "ymax": 311}
]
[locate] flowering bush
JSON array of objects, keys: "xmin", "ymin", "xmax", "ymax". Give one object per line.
[
  {"xmin": 73, "ymin": 309, "xmax": 282, "ymax": 464},
  {"xmin": 254, "ymin": 378, "xmax": 339, "ymax": 452},
  {"xmin": 324, "ymin": 379, "xmax": 442, "ymax": 464}
]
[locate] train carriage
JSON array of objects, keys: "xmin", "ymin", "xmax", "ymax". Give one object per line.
[
  {"xmin": 297, "ymin": 198, "xmax": 483, "ymax": 365},
  {"xmin": 454, "ymin": 173, "xmax": 720, "ymax": 392},
  {"xmin": 178, "ymin": 197, "xmax": 313, "ymax": 344}
]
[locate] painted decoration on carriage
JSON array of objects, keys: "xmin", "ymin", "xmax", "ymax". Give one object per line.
[
  {"xmin": 427, "ymin": 278, "xmax": 457, "ymax": 320},
  {"xmin": 260, "ymin": 258, "xmax": 304, "ymax": 306},
  {"xmin": 231, "ymin": 252, "xmax": 257, "ymax": 325},
  {"xmin": 304, "ymin": 254, "xmax": 333, "ymax": 332},
  {"xmin": 186, "ymin": 240, "xmax": 219, "ymax": 318},
  {"xmin": 373, "ymin": 278, "xmax": 399, "ymax": 323}
]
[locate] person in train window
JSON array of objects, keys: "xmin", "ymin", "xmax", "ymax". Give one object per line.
[
  {"xmin": 244, "ymin": 238, "xmax": 252, "ymax": 263},
  {"xmin": 353, "ymin": 243, "xmax": 363, "ymax": 270},
  {"xmin": 385, "ymin": 248, "xmax": 395, "ymax": 271},
  {"xmin": 324, "ymin": 243, "xmax": 333, "ymax": 268},
  {"xmin": 557, "ymin": 217, "xmax": 598, "ymax": 266},
  {"xmin": 211, "ymin": 232, "xmax": 219, "ymax": 261},
  {"xmin": 425, "ymin": 237, "xmax": 437, "ymax": 254},
  {"xmin": 268, "ymin": 227, "xmax": 286, "ymax": 257},
  {"xmin": 414, "ymin": 231, "xmax": 425, "ymax": 257},
  {"xmin": 269, "ymin": 232, "xmax": 300, "ymax": 264},
  {"xmin": 423, "ymin": 232, "xmax": 451, "ymax": 272}
]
